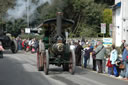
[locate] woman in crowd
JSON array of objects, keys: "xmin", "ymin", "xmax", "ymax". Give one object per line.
[
  {"xmin": 95, "ymin": 41, "xmax": 106, "ymax": 73},
  {"xmin": 110, "ymin": 45, "xmax": 118, "ymax": 77},
  {"xmin": 84, "ymin": 44, "xmax": 93, "ymax": 68}
]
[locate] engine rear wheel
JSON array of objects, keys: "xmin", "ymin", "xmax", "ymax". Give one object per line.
[
  {"xmin": 43, "ymin": 50, "xmax": 49, "ymax": 75},
  {"xmin": 69, "ymin": 50, "xmax": 76, "ymax": 75}
]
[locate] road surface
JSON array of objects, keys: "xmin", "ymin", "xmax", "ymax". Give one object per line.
[{"xmin": 0, "ymin": 50, "xmax": 128, "ymax": 85}]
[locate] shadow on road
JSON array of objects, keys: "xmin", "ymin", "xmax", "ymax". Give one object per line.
[
  {"xmin": 46, "ymin": 66, "xmax": 89, "ymax": 75},
  {"xmin": 3, "ymin": 50, "xmax": 13, "ymax": 54},
  {"xmin": 0, "ymin": 54, "xmax": 52, "ymax": 85}
]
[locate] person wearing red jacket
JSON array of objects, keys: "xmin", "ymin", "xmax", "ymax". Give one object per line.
[{"xmin": 106, "ymin": 55, "xmax": 113, "ymax": 75}]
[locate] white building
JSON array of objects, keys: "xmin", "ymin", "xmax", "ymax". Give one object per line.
[{"xmin": 112, "ymin": 0, "xmax": 128, "ymax": 47}]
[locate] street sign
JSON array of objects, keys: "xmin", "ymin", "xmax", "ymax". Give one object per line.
[
  {"xmin": 103, "ymin": 38, "xmax": 112, "ymax": 47},
  {"xmin": 25, "ymin": 28, "xmax": 30, "ymax": 33},
  {"xmin": 101, "ymin": 23, "xmax": 106, "ymax": 34}
]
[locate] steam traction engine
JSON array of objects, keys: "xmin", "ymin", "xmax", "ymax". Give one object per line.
[
  {"xmin": 0, "ymin": 27, "xmax": 18, "ymax": 53},
  {"xmin": 37, "ymin": 12, "xmax": 75, "ymax": 75}
]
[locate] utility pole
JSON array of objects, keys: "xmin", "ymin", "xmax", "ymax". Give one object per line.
[{"xmin": 27, "ymin": 0, "xmax": 30, "ymax": 28}]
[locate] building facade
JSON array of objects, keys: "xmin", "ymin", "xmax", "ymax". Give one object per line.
[{"xmin": 112, "ymin": 0, "xmax": 128, "ymax": 47}]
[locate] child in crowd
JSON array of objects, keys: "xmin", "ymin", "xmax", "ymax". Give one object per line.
[{"xmin": 106, "ymin": 55, "xmax": 113, "ymax": 75}]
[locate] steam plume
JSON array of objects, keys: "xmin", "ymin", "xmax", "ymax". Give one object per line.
[{"xmin": 6, "ymin": 0, "xmax": 51, "ymax": 21}]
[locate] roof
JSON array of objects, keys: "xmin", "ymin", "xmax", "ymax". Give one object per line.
[{"xmin": 37, "ymin": 18, "xmax": 74, "ymax": 29}]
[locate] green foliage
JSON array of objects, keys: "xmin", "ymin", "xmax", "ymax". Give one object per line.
[
  {"xmin": 0, "ymin": 0, "xmax": 112, "ymax": 38},
  {"xmin": 72, "ymin": 0, "xmax": 93, "ymax": 12},
  {"xmin": 66, "ymin": 0, "xmax": 106, "ymax": 37},
  {"xmin": 6, "ymin": 19, "xmax": 27, "ymax": 37},
  {"xmin": 0, "ymin": 0, "xmax": 15, "ymax": 18},
  {"xmin": 80, "ymin": 25, "xmax": 98, "ymax": 37}
]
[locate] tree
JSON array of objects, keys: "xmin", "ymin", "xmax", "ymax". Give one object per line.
[
  {"xmin": 0, "ymin": 0, "xmax": 112, "ymax": 37},
  {"xmin": 6, "ymin": 19, "xmax": 27, "ymax": 37},
  {"xmin": 0, "ymin": 0, "xmax": 15, "ymax": 20},
  {"xmin": 0, "ymin": 0, "xmax": 15, "ymax": 34},
  {"xmin": 63, "ymin": 0, "xmax": 106, "ymax": 37}
]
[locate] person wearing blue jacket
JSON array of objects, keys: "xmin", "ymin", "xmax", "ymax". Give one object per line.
[
  {"xmin": 123, "ymin": 44, "xmax": 128, "ymax": 80},
  {"xmin": 120, "ymin": 43, "xmax": 128, "ymax": 80},
  {"xmin": 84, "ymin": 44, "xmax": 93, "ymax": 68}
]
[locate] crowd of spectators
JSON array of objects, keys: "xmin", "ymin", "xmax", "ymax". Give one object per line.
[
  {"xmin": 69, "ymin": 39, "xmax": 128, "ymax": 80},
  {"xmin": 16, "ymin": 37, "xmax": 39, "ymax": 53}
]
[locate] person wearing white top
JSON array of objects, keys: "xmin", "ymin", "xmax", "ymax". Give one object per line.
[
  {"xmin": 110, "ymin": 45, "xmax": 118, "ymax": 77},
  {"xmin": 110, "ymin": 49, "xmax": 118, "ymax": 65}
]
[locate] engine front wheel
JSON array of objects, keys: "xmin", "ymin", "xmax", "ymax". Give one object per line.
[
  {"xmin": 69, "ymin": 50, "xmax": 76, "ymax": 75},
  {"xmin": 43, "ymin": 50, "xmax": 49, "ymax": 75}
]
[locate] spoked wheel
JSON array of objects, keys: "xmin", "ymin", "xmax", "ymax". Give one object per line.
[
  {"xmin": 69, "ymin": 50, "xmax": 76, "ymax": 75},
  {"xmin": 37, "ymin": 49, "xmax": 44, "ymax": 71},
  {"xmin": 43, "ymin": 50, "xmax": 49, "ymax": 75}
]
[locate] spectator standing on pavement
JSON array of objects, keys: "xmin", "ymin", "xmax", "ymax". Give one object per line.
[
  {"xmin": 120, "ymin": 43, "xmax": 128, "ymax": 80},
  {"xmin": 124, "ymin": 44, "xmax": 128, "ymax": 80},
  {"xmin": 84, "ymin": 44, "xmax": 93, "ymax": 68},
  {"xmin": 106, "ymin": 55, "xmax": 113, "ymax": 75},
  {"xmin": 17, "ymin": 37, "xmax": 22, "ymax": 50},
  {"xmin": 25, "ymin": 38, "xmax": 29, "ymax": 51},
  {"xmin": 94, "ymin": 41, "xmax": 106, "ymax": 73},
  {"xmin": 120, "ymin": 40, "xmax": 126, "ymax": 54},
  {"xmin": 110, "ymin": 45, "xmax": 118, "ymax": 77},
  {"xmin": 22, "ymin": 39, "xmax": 26, "ymax": 50},
  {"xmin": 31, "ymin": 39, "xmax": 36, "ymax": 53},
  {"xmin": 75, "ymin": 40, "xmax": 83, "ymax": 66},
  {"xmin": 81, "ymin": 38, "xmax": 85, "ymax": 47},
  {"xmin": 92, "ymin": 45, "xmax": 98, "ymax": 71}
]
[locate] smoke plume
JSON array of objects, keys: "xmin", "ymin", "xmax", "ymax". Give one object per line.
[{"xmin": 6, "ymin": 0, "xmax": 51, "ymax": 21}]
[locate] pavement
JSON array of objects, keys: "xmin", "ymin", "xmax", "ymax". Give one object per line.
[{"xmin": 0, "ymin": 50, "xmax": 128, "ymax": 85}]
